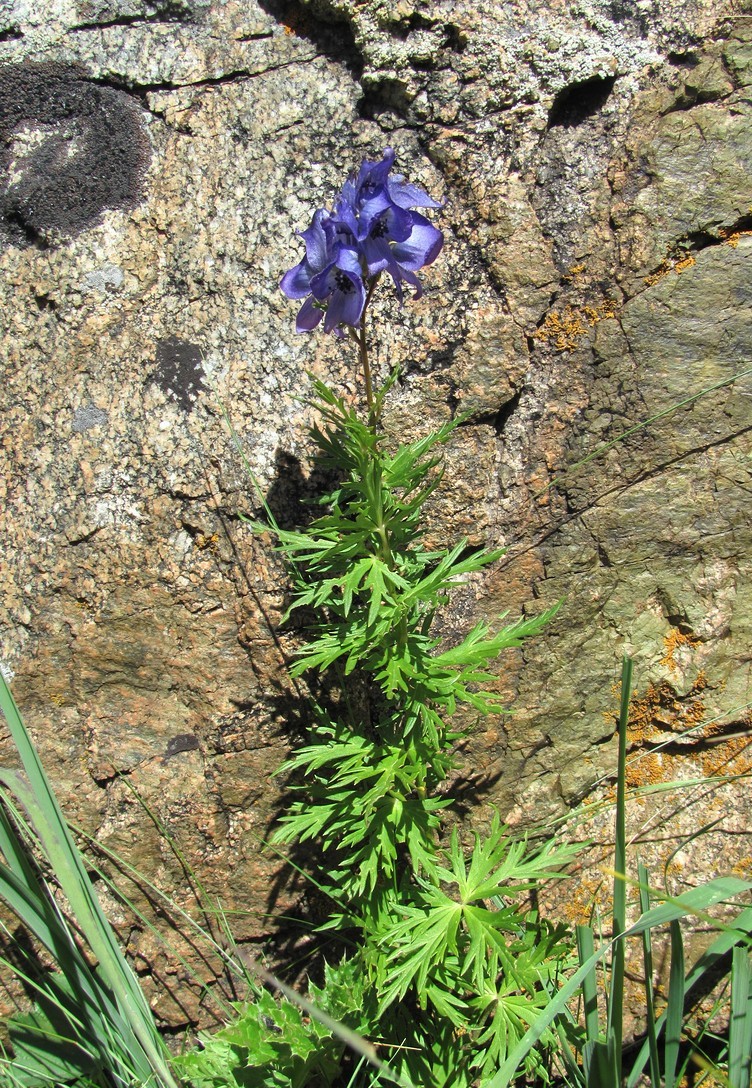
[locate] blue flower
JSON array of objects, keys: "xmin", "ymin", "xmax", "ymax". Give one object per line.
[
  {"xmin": 280, "ymin": 149, "xmax": 444, "ymax": 334},
  {"xmin": 280, "ymin": 210, "xmax": 366, "ymax": 334}
]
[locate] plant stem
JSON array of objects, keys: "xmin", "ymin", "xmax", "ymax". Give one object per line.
[
  {"xmin": 359, "ymin": 319, "xmax": 375, "ymax": 427},
  {"xmin": 350, "ymin": 275, "xmax": 381, "ymax": 430},
  {"xmin": 355, "ymin": 334, "xmax": 408, "ymax": 656}
]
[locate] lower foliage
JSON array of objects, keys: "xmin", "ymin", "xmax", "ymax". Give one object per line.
[{"xmin": 238, "ymin": 376, "xmax": 578, "ymax": 1086}]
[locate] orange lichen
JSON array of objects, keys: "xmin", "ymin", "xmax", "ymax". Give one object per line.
[
  {"xmin": 562, "ymin": 263, "xmax": 587, "ymax": 283},
  {"xmin": 584, "ymin": 299, "xmax": 619, "ymax": 324},
  {"xmin": 281, "ymin": 13, "xmax": 314, "ymax": 35},
  {"xmin": 731, "ymin": 856, "xmax": 752, "ymax": 879},
  {"xmin": 558, "ymin": 871, "xmax": 610, "ymax": 925},
  {"xmin": 625, "ymin": 683, "xmax": 663, "ymax": 745},
  {"xmin": 660, "ymin": 628, "xmax": 700, "ymax": 673},
  {"xmin": 719, "ymin": 226, "xmax": 752, "ymax": 248},
  {"xmin": 644, "ymin": 262, "xmax": 671, "ymax": 286},
  {"xmin": 673, "ymin": 254, "xmax": 696, "ymax": 274},
  {"xmin": 644, "ymin": 251, "xmax": 696, "ymax": 286},
  {"xmin": 625, "ymin": 749, "xmax": 674, "ymax": 791},
  {"xmin": 195, "ymin": 531, "xmax": 220, "ymax": 553},
  {"xmin": 618, "ymin": 673, "xmax": 709, "ymax": 795},
  {"xmin": 533, "ymin": 299, "xmax": 618, "ymax": 351},
  {"xmin": 533, "ymin": 307, "xmax": 586, "ymax": 351},
  {"xmin": 702, "ymin": 735, "xmax": 752, "ymax": 778},
  {"xmin": 626, "ymin": 672, "xmax": 708, "ymax": 741},
  {"xmin": 646, "ymin": 230, "xmax": 750, "ymax": 287}
]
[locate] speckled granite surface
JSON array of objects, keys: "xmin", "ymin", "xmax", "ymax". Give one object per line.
[{"xmin": 1, "ymin": 0, "xmax": 750, "ymax": 1027}]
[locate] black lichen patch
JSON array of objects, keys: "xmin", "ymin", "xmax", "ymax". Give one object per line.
[
  {"xmin": 152, "ymin": 337, "xmax": 207, "ymax": 412},
  {"xmin": 0, "ymin": 62, "xmax": 151, "ymax": 247},
  {"xmin": 163, "ymin": 733, "xmax": 200, "ymax": 760},
  {"xmin": 548, "ymin": 75, "xmax": 616, "ymax": 129}
]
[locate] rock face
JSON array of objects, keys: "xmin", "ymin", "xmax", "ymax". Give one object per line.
[{"xmin": 1, "ymin": 0, "xmax": 751, "ymax": 1028}]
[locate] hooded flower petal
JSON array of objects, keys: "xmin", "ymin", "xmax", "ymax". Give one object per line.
[
  {"xmin": 361, "ymin": 233, "xmax": 395, "ymax": 276},
  {"xmin": 295, "ymin": 296, "xmax": 325, "ymax": 332},
  {"xmin": 280, "ymin": 210, "xmax": 333, "ymax": 299},
  {"xmin": 299, "ymin": 209, "xmax": 333, "ymax": 269},
  {"xmin": 322, "ymin": 273, "xmax": 366, "ymax": 333},
  {"xmin": 387, "ymin": 175, "xmax": 445, "ymax": 210},
  {"xmin": 280, "ymin": 261, "xmax": 309, "ymax": 299},
  {"xmin": 307, "ymin": 245, "xmax": 366, "ymax": 333},
  {"xmin": 352, "ymin": 147, "xmax": 396, "ymax": 196},
  {"xmin": 391, "ymin": 213, "xmax": 443, "ymax": 271},
  {"xmin": 359, "ymin": 192, "xmax": 413, "ymax": 244}
]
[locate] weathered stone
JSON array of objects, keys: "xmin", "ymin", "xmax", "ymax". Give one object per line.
[{"xmin": 1, "ymin": 0, "xmax": 750, "ymax": 1037}]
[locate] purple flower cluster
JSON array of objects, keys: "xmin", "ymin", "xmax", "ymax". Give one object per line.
[{"xmin": 280, "ymin": 148, "xmax": 444, "ymax": 335}]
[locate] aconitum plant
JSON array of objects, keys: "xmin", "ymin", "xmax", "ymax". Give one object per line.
[{"xmin": 264, "ymin": 149, "xmax": 575, "ymax": 1088}]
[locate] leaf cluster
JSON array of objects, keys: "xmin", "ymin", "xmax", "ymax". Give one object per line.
[
  {"xmin": 272, "ymin": 380, "xmax": 555, "ymax": 732},
  {"xmin": 370, "ymin": 815, "xmax": 577, "ymax": 1084},
  {"xmin": 173, "ymin": 960, "xmax": 374, "ymax": 1088},
  {"xmin": 258, "ymin": 378, "xmax": 572, "ymax": 1085}
]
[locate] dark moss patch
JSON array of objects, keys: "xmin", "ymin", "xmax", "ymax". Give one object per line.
[{"xmin": 0, "ymin": 62, "xmax": 151, "ymax": 247}]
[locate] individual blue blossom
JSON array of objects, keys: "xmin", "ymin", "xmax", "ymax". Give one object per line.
[
  {"xmin": 280, "ymin": 148, "xmax": 444, "ymax": 334},
  {"xmin": 279, "ymin": 209, "xmax": 367, "ymax": 334}
]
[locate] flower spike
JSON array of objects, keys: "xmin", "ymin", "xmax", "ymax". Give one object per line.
[{"xmin": 280, "ymin": 149, "xmax": 444, "ymax": 335}]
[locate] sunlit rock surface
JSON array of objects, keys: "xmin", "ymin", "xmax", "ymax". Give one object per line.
[{"xmin": 1, "ymin": 0, "xmax": 750, "ymax": 1028}]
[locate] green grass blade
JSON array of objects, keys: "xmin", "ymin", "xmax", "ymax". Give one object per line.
[
  {"xmin": 553, "ymin": 1018, "xmax": 586, "ymax": 1087},
  {"xmin": 0, "ymin": 830, "xmax": 76, "ymax": 957},
  {"xmin": 637, "ymin": 861, "xmax": 661, "ymax": 1088},
  {"xmin": 728, "ymin": 946, "xmax": 752, "ymax": 1088},
  {"xmin": 607, "ymin": 655, "xmax": 632, "ymax": 1087},
  {"xmin": 0, "ymin": 947, "xmax": 94, "ymax": 1042},
  {"xmin": 664, "ymin": 919, "xmax": 685, "ymax": 1088},
  {"xmin": 0, "ymin": 797, "xmax": 141, "ymax": 1052},
  {"xmin": 0, "ymin": 772, "xmax": 156, "ymax": 1081},
  {"xmin": 7, "ymin": 995, "xmax": 101, "ymax": 1087},
  {"xmin": 0, "ymin": 675, "xmax": 178, "ymax": 1088},
  {"xmin": 624, "ymin": 877, "xmax": 752, "ymax": 936},
  {"xmin": 576, "ymin": 924, "xmax": 600, "ymax": 1044},
  {"xmin": 583, "ymin": 1036, "xmax": 618, "ymax": 1088},
  {"xmin": 627, "ymin": 905, "xmax": 752, "ymax": 1087}
]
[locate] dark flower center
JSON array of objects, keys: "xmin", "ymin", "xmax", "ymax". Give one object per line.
[
  {"xmin": 371, "ymin": 215, "xmax": 389, "ymax": 239},
  {"xmin": 335, "ymin": 270, "xmax": 354, "ymax": 293}
]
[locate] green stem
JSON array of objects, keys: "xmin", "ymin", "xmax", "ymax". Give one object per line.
[
  {"xmin": 350, "ymin": 306, "xmax": 410, "ymax": 713},
  {"xmin": 350, "ymin": 274, "xmax": 381, "ymax": 430},
  {"xmin": 360, "ymin": 320, "xmax": 375, "ymax": 427}
]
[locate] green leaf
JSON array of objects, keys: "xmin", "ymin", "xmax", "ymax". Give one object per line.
[
  {"xmin": 624, "ymin": 877, "xmax": 752, "ymax": 936},
  {"xmin": 664, "ymin": 920, "xmax": 684, "ymax": 1088},
  {"xmin": 379, "ymin": 897, "xmax": 463, "ymax": 1008},
  {"xmin": 728, "ymin": 946, "xmax": 752, "ymax": 1088},
  {"xmin": 8, "ymin": 997, "xmax": 99, "ymax": 1087}
]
